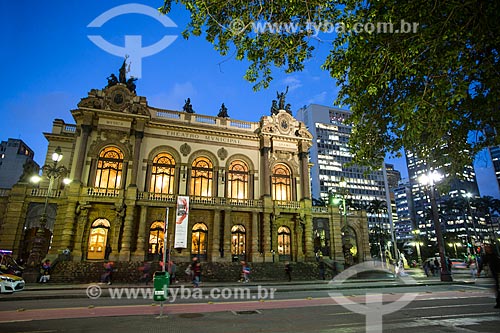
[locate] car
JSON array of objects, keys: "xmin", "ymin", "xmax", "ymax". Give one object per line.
[{"xmin": 0, "ymin": 273, "xmax": 25, "ymax": 294}]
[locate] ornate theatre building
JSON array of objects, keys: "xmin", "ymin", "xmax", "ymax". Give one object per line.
[{"xmin": 0, "ymin": 71, "xmax": 370, "ymax": 269}]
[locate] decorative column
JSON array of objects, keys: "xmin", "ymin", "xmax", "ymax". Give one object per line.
[
  {"xmin": 119, "ymin": 191, "xmax": 136, "ymax": 261},
  {"xmin": 260, "ymin": 145, "xmax": 271, "ymax": 196},
  {"xmin": 72, "ymin": 203, "xmax": 91, "ymax": 262},
  {"xmin": 130, "ymin": 130, "xmax": 144, "ymax": 187},
  {"xmin": 211, "ymin": 209, "xmax": 222, "ymax": 261},
  {"xmin": 250, "ymin": 212, "xmax": 260, "ymax": 262},
  {"xmin": 73, "ymin": 124, "xmax": 92, "ymax": 183},
  {"xmin": 299, "ymin": 150, "xmax": 310, "ymax": 200},
  {"xmin": 331, "ymin": 206, "xmax": 345, "ymax": 265},
  {"xmin": 132, "ymin": 205, "xmax": 148, "ymax": 261},
  {"xmin": 223, "ymin": 209, "xmax": 232, "ymax": 260}
]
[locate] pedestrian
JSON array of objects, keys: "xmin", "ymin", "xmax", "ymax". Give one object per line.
[
  {"xmin": 477, "ymin": 244, "xmax": 500, "ymax": 309},
  {"xmin": 284, "ymin": 261, "xmax": 292, "ymax": 282},
  {"xmin": 318, "ymin": 258, "xmax": 326, "ymax": 280},
  {"xmin": 104, "ymin": 243, "xmax": 112, "ymax": 260},
  {"xmin": 101, "ymin": 260, "xmax": 114, "ymax": 285},
  {"xmin": 433, "ymin": 258, "xmax": 440, "ymax": 276},
  {"xmin": 39, "ymin": 259, "xmax": 51, "ymax": 283},
  {"xmin": 138, "ymin": 261, "xmax": 151, "ymax": 284},
  {"xmin": 241, "ymin": 261, "xmax": 250, "ymax": 283},
  {"xmin": 423, "ymin": 260, "xmax": 430, "ymax": 277},
  {"xmin": 469, "ymin": 256, "xmax": 477, "ymax": 280},
  {"xmin": 192, "ymin": 261, "xmax": 202, "ymax": 288},
  {"xmin": 168, "ymin": 260, "xmax": 178, "ymax": 284}
]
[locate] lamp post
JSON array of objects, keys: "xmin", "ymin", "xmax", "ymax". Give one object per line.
[
  {"xmin": 411, "ymin": 229, "xmax": 422, "ymax": 264},
  {"xmin": 27, "ymin": 146, "xmax": 69, "ymax": 267},
  {"xmin": 329, "ymin": 177, "xmax": 348, "ymax": 227},
  {"xmin": 419, "ymin": 170, "xmax": 453, "ymax": 282}
]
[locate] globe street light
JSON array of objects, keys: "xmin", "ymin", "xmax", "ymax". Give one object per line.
[
  {"xmin": 27, "ymin": 146, "xmax": 70, "ymax": 268},
  {"xmin": 418, "ymin": 170, "xmax": 453, "ymax": 282}
]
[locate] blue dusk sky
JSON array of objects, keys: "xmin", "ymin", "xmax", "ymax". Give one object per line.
[{"xmin": 1, "ymin": 1, "xmax": 498, "ymax": 198}]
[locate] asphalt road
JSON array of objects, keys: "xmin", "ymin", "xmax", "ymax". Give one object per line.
[{"xmin": 1, "ymin": 281, "xmax": 499, "ymax": 332}]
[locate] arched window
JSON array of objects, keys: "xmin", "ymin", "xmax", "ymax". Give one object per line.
[
  {"xmin": 227, "ymin": 160, "xmax": 249, "ymax": 199},
  {"xmin": 150, "ymin": 153, "xmax": 176, "ymax": 194},
  {"xmin": 272, "ymin": 164, "xmax": 291, "ymax": 201},
  {"xmin": 190, "ymin": 157, "xmax": 213, "ymax": 197},
  {"xmin": 95, "ymin": 147, "xmax": 124, "ymax": 189},
  {"xmin": 191, "ymin": 223, "xmax": 208, "ymax": 260},
  {"xmin": 148, "ymin": 221, "xmax": 165, "ymax": 260},
  {"xmin": 231, "ymin": 225, "xmax": 246, "ymax": 260},
  {"xmin": 277, "ymin": 226, "xmax": 291, "ymax": 261},
  {"xmin": 87, "ymin": 219, "xmax": 110, "ymax": 260}
]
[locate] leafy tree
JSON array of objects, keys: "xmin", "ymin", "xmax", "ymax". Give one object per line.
[
  {"xmin": 367, "ymin": 199, "xmax": 387, "ymax": 258},
  {"xmin": 160, "ymin": 0, "xmax": 500, "ymax": 173}
]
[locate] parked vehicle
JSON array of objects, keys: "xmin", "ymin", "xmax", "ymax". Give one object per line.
[
  {"xmin": 0, "ymin": 254, "xmax": 24, "ymax": 277},
  {"xmin": 0, "ymin": 273, "xmax": 25, "ymax": 294}
]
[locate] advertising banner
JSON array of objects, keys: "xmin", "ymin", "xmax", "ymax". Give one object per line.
[{"xmin": 174, "ymin": 196, "xmax": 189, "ymax": 248}]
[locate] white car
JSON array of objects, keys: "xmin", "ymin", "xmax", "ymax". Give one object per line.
[{"xmin": 0, "ymin": 273, "xmax": 25, "ymax": 294}]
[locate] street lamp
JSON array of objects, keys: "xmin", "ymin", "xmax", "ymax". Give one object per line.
[
  {"xmin": 411, "ymin": 229, "xmax": 422, "ymax": 264},
  {"xmin": 418, "ymin": 170, "xmax": 453, "ymax": 282},
  {"xmin": 27, "ymin": 146, "xmax": 70, "ymax": 267},
  {"xmin": 329, "ymin": 177, "xmax": 348, "ymax": 226}
]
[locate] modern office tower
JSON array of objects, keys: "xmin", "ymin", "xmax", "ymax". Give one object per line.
[
  {"xmin": 393, "ymin": 179, "xmax": 415, "ymax": 241},
  {"xmin": 406, "ymin": 149, "xmax": 482, "ymax": 242},
  {"xmin": 489, "ymin": 145, "xmax": 500, "ymax": 194},
  {"xmin": 296, "ymin": 104, "xmax": 389, "ymax": 230},
  {"xmin": 0, "ymin": 138, "xmax": 39, "ymax": 189}
]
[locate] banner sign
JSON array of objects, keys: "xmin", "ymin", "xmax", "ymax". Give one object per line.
[{"xmin": 174, "ymin": 196, "xmax": 189, "ymax": 248}]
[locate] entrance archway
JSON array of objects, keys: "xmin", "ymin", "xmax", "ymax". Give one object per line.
[{"xmin": 87, "ymin": 219, "xmax": 111, "ymax": 260}]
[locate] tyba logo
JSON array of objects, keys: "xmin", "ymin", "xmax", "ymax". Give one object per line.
[{"xmin": 87, "ymin": 3, "xmax": 178, "ymax": 78}]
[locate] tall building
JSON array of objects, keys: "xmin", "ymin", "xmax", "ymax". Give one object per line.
[
  {"xmin": 0, "ymin": 138, "xmax": 39, "ymax": 189},
  {"xmin": 489, "ymin": 145, "xmax": 500, "ymax": 194},
  {"xmin": 296, "ymin": 104, "xmax": 390, "ymax": 232},
  {"xmin": 406, "ymin": 149, "xmax": 483, "ymax": 243},
  {"xmin": 0, "ymin": 70, "xmax": 371, "ymax": 277},
  {"xmin": 393, "ymin": 179, "xmax": 415, "ymax": 241}
]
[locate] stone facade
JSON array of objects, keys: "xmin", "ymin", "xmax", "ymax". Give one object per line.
[{"xmin": 0, "ymin": 77, "xmax": 371, "ymax": 274}]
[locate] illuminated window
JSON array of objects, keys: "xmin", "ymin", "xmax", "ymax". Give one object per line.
[
  {"xmin": 272, "ymin": 164, "xmax": 291, "ymax": 201},
  {"xmin": 87, "ymin": 219, "xmax": 110, "ymax": 260},
  {"xmin": 231, "ymin": 225, "xmax": 246, "ymax": 256},
  {"xmin": 148, "ymin": 221, "xmax": 165, "ymax": 257},
  {"xmin": 191, "ymin": 223, "xmax": 208, "ymax": 257},
  {"xmin": 95, "ymin": 147, "xmax": 124, "ymax": 189},
  {"xmin": 277, "ymin": 226, "xmax": 291, "ymax": 255},
  {"xmin": 227, "ymin": 160, "xmax": 249, "ymax": 199},
  {"xmin": 150, "ymin": 153, "xmax": 175, "ymax": 194},
  {"xmin": 190, "ymin": 157, "xmax": 213, "ymax": 197}
]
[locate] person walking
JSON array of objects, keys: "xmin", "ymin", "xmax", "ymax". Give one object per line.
[
  {"xmin": 241, "ymin": 261, "xmax": 250, "ymax": 283},
  {"xmin": 192, "ymin": 261, "xmax": 202, "ymax": 288},
  {"xmin": 284, "ymin": 261, "xmax": 292, "ymax": 282},
  {"xmin": 477, "ymin": 244, "xmax": 500, "ymax": 309},
  {"xmin": 101, "ymin": 261, "xmax": 114, "ymax": 285},
  {"xmin": 318, "ymin": 259, "xmax": 326, "ymax": 280}
]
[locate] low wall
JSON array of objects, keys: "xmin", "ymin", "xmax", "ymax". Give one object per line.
[{"xmin": 47, "ymin": 260, "xmax": 338, "ymax": 283}]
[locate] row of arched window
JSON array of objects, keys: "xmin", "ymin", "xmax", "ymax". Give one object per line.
[
  {"xmin": 87, "ymin": 218, "xmax": 292, "ymax": 260},
  {"xmin": 93, "ymin": 146, "xmax": 293, "ymax": 200}
]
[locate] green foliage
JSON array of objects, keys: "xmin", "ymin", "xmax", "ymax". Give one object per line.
[{"xmin": 160, "ymin": 0, "xmax": 500, "ymax": 173}]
